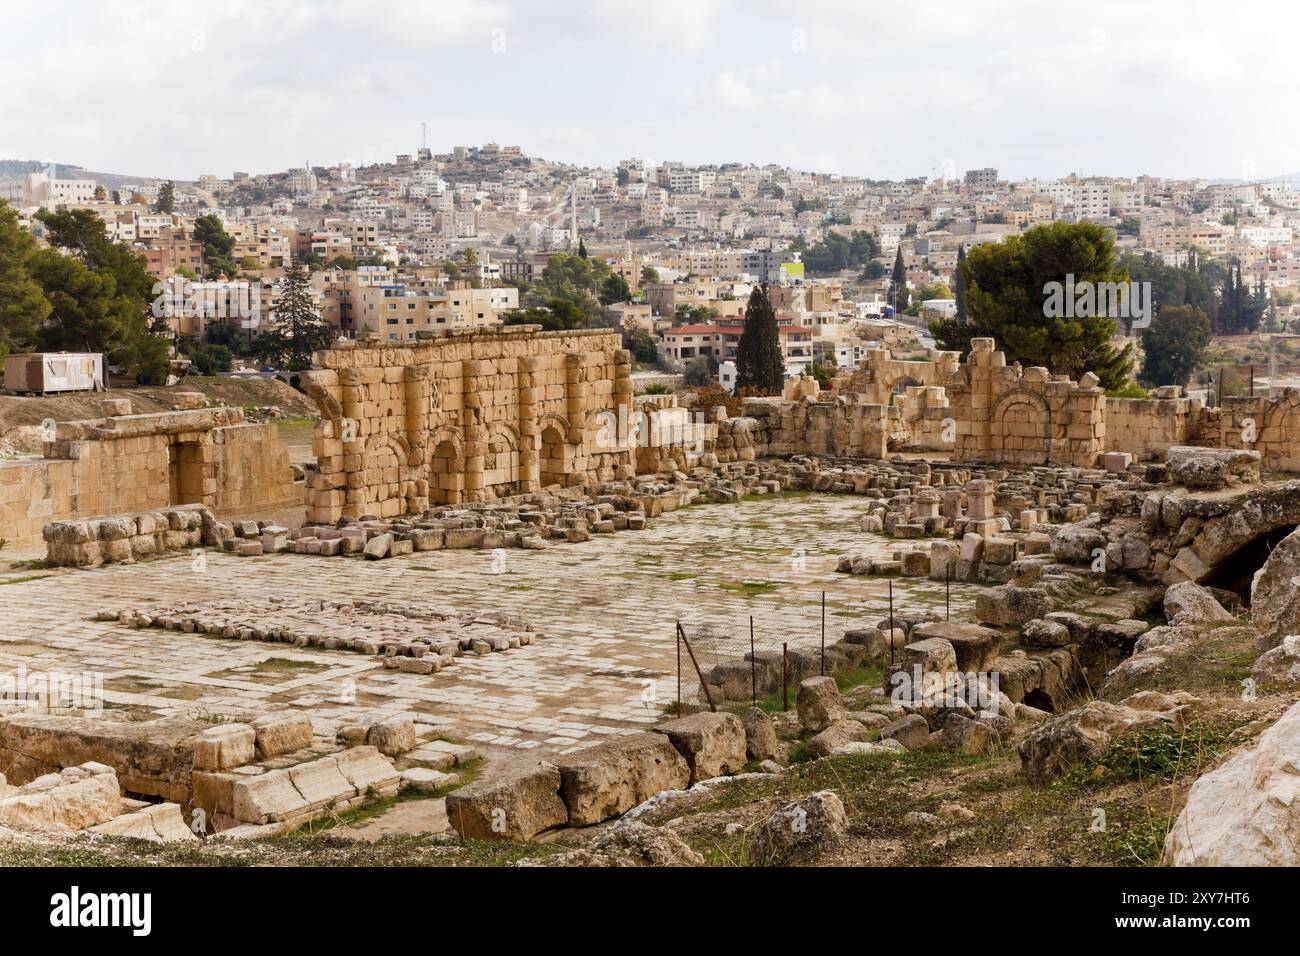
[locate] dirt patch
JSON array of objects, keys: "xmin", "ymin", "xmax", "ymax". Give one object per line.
[{"xmin": 0, "ymin": 376, "xmax": 318, "ymax": 449}]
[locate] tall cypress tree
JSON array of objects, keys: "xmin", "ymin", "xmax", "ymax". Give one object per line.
[
  {"xmin": 891, "ymin": 246, "xmax": 910, "ymax": 313},
  {"xmin": 735, "ymin": 284, "xmax": 784, "ymax": 395}
]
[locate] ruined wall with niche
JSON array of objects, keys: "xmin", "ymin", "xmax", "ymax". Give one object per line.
[
  {"xmin": 838, "ymin": 348, "xmax": 962, "ymax": 405},
  {"xmin": 1202, "ymin": 389, "xmax": 1300, "ymax": 472},
  {"xmin": 948, "ymin": 338, "xmax": 1106, "ymax": 467},
  {"xmin": 711, "ymin": 395, "xmax": 894, "ymax": 463},
  {"xmin": 300, "ymin": 326, "xmax": 638, "ymax": 522},
  {"xmin": 0, "ymin": 398, "xmax": 295, "ymax": 548}
]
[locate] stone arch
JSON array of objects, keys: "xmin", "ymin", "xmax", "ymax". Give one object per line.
[
  {"xmin": 428, "ymin": 425, "xmax": 465, "ymax": 505},
  {"xmin": 360, "ymin": 432, "xmax": 412, "ymax": 517},
  {"xmin": 484, "ymin": 420, "xmax": 523, "ymax": 490},
  {"xmin": 891, "ymin": 375, "xmax": 923, "ymax": 397},
  {"xmin": 299, "ymin": 373, "xmax": 343, "ymax": 423},
  {"xmin": 1185, "ymin": 483, "xmax": 1300, "ymax": 600},
  {"xmin": 537, "ymin": 412, "xmax": 574, "ymax": 445},
  {"xmin": 991, "ymin": 389, "xmax": 1051, "ymax": 465},
  {"xmin": 1260, "ymin": 391, "xmax": 1300, "ymax": 472}
]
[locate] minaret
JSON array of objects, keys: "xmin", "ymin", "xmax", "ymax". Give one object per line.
[{"xmin": 570, "ymin": 180, "xmax": 577, "ymax": 249}]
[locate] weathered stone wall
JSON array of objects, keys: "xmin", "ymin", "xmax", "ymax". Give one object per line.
[
  {"xmin": 896, "ymin": 385, "xmax": 953, "ymax": 451},
  {"xmin": 1, "ymin": 403, "xmax": 295, "ymax": 549},
  {"xmin": 300, "ymin": 327, "xmax": 637, "ymax": 522},
  {"xmin": 838, "ymin": 348, "xmax": 962, "ymax": 405},
  {"xmin": 715, "ymin": 397, "xmax": 893, "ymax": 462},
  {"xmin": 1104, "ymin": 389, "xmax": 1200, "ymax": 462},
  {"xmin": 1205, "ymin": 390, "xmax": 1300, "ymax": 473},
  {"xmin": 949, "ymin": 338, "xmax": 1105, "ymax": 468},
  {"xmin": 211, "ymin": 422, "xmax": 297, "ymax": 513}
]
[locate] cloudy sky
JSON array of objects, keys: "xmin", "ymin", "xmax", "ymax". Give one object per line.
[{"xmin": 2, "ymin": 0, "xmax": 1294, "ymax": 183}]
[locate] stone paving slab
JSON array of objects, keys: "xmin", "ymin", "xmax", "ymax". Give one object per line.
[{"xmin": 0, "ymin": 495, "xmax": 978, "ymax": 756}]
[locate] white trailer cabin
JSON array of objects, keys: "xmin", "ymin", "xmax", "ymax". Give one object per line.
[{"xmin": 2, "ymin": 352, "xmax": 105, "ymax": 394}]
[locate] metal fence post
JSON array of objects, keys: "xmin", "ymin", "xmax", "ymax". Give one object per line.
[
  {"xmin": 749, "ymin": 615, "xmax": 756, "ymax": 705},
  {"xmin": 888, "ymin": 578, "xmax": 896, "ymax": 668},
  {"xmin": 820, "ymin": 591, "xmax": 826, "ymax": 676},
  {"xmin": 782, "ymin": 642, "xmax": 788, "ymax": 712}
]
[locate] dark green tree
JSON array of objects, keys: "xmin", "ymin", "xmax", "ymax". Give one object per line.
[
  {"xmin": 890, "ymin": 246, "xmax": 910, "ymax": 313},
  {"xmin": 1138, "ymin": 305, "xmax": 1211, "ymax": 389},
  {"xmin": 255, "ymin": 264, "xmax": 333, "ymax": 370},
  {"xmin": 928, "ymin": 221, "xmax": 1134, "ymax": 390},
  {"xmin": 0, "ymin": 202, "xmax": 51, "ymax": 359},
  {"xmin": 32, "ymin": 207, "xmax": 163, "ymax": 377},
  {"xmin": 598, "ymin": 273, "xmax": 631, "ymax": 306},
  {"xmin": 734, "ymin": 285, "xmax": 784, "ymax": 395},
  {"xmin": 188, "ymin": 341, "xmax": 234, "ymax": 375},
  {"xmin": 154, "ymin": 181, "xmax": 175, "ymax": 214},
  {"xmin": 640, "ymin": 265, "xmax": 660, "ymax": 287},
  {"xmin": 625, "ymin": 329, "xmax": 659, "ymax": 365},
  {"xmin": 192, "ymin": 213, "xmax": 237, "ymax": 278}
]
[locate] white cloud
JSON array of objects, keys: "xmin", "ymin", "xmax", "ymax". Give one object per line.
[{"xmin": 1, "ymin": 0, "xmax": 1297, "ymax": 181}]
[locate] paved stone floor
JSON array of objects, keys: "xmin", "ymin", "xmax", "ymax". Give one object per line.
[{"xmin": 0, "ymin": 493, "xmax": 979, "ymax": 756}]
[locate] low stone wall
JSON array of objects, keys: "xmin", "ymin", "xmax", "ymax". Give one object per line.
[
  {"xmin": 1209, "ymin": 390, "xmax": 1300, "ymax": 473},
  {"xmin": 43, "ymin": 505, "xmax": 211, "ymax": 566},
  {"xmin": 1, "ymin": 398, "xmax": 296, "ymax": 549},
  {"xmin": 1105, "ymin": 390, "xmax": 1199, "ymax": 462}
]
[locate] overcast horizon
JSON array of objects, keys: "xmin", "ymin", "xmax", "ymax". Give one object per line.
[{"xmin": 4, "ymin": 0, "xmax": 1298, "ymax": 184}]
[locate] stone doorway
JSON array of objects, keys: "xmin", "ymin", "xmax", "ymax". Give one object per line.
[{"xmin": 167, "ymin": 439, "xmax": 205, "ymax": 505}]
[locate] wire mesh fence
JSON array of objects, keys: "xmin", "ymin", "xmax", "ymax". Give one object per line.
[{"xmin": 673, "ymin": 583, "xmax": 945, "ymax": 713}]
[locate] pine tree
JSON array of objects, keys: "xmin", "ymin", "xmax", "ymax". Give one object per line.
[
  {"xmin": 890, "ymin": 246, "xmax": 910, "ymax": 313},
  {"xmin": 259, "ymin": 264, "xmax": 334, "ymax": 371},
  {"xmin": 734, "ymin": 284, "xmax": 784, "ymax": 395},
  {"xmin": 154, "ymin": 181, "xmax": 175, "ymax": 215},
  {"xmin": 577, "ymin": 238, "xmax": 588, "ymax": 259},
  {"xmin": 0, "ymin": 202, "xmax": 52, "ymax": 359},
  {"xmin": 954, "ymin": 245, "xmax": 967, "ymax": 322}
]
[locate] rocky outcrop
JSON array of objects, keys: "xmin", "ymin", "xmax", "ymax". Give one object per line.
[
  {"xmin": 796, "ymin": 677, "xmax": 844, "ymax": 734},
  {"xmin": 1166, "ymin": 698, "xmax": 1300, "ymax": 865},
  {"xmin": 746, "ymin": 790, "xmax": 849, "ymax": 864},
  {"xmin": 1163, "ymin": 582, "xmax": 1232, "ymax": 626},
  {"xmin": 0, "ymin": 763, "xmax": 121, "ymax": 831},
  {"xmin": 1165, "ymin": 446, "xmax": 1260, "ymax": 490},
  {"xmin": 526, "ymin": 821, "xmax": 703, "ymax": 867},
  {"xmin": 1251, "ymin": 635, "xmax": 1300, "ymax": 689},
  {"xmin": 554, "ymin": 734, "xmax": 690, "ymax": 826},
  {"xmin": 910, "ymin": 622, "xmax": 1001, "ymax": 672},
  {"xmin": 1019, "ymin": 690, "xmax": 1199, "ymax": 784},
  {"xmin": 742, "ymin": 708, "xmax": 778, "ymax": 762},
  {"xmin": 1250, "ymin": 525, "xmax": 1300, "ymax": 649}
]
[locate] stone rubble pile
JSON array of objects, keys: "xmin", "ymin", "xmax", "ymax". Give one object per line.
[
  {"xmin": 95, "ymin": 598, "xmax": 537, "ymax": 672},
  {"xmin": 0, "ymin": 762, "xmax": 195, "ymax": 843}
]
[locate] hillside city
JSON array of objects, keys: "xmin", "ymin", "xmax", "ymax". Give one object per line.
[{"xmin": 1, "ymin": 149, "xmax": 1291, "ymax": 395}]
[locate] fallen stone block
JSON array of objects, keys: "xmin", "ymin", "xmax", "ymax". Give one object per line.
[
  {"xmin": 445, "ymin": 763, "xmax": 567, "ymax": 840},
  {"xmin": 653, "ymin": 712, "xmax": 747, "ymax": 782}
]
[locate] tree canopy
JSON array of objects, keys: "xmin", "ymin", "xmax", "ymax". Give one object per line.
[
  {"xmin": 928, "ymin": 221, "xmax": 1134, "ymax": 391},
  {"xmin": 1138, "ymin": 305, "xmax": 1211, "ymax": 389}
]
